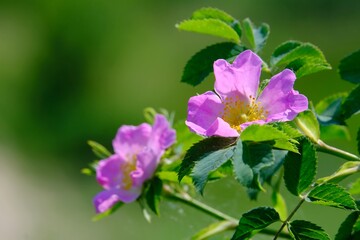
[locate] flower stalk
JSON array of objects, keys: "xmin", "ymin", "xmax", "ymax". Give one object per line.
[{"xmin": 316, "ymin": 140, "xmax": 360, "ymax": 162}]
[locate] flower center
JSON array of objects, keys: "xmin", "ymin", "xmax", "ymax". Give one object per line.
[
  {"xmin": 221, "ymin": 95, "xmax": 268, "ymax": 131},
  {"xmin": 120, "ymin": 155, "xmax": 137, "ymax": 190}
]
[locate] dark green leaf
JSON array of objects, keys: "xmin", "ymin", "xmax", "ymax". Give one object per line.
[
  {"xmin": 284, "ymin": 138, "xmax": 317, "ymax": 196},
  {"xmin": 231, "ymin": 207, "xmax": 280, "ymax": 240},
  {"xmin": 145, "ymin": 177, "xmax": 163, "ymax": 215},
  {"xmin": 92, "ymin": 202, "xmax": 124, "ymax": 221},
  {"xmin": 178, "ymin": 137, "xmax": 237, "ymax": 181},
  {"xmin": 294, "ymin": 110, "xmax": 320, "ymax": 143},
  {"xmin": 307, "ymin": 183, "xmax": 357, "ymax": 210},
  {"xmin": 192, "ymin": 146, "xmax": 235, "ymax": 194},
  {"xmin": 242, "ymin": 18, "xmax": 270, "ymax": 52},
  {"xmin": 340, "ymin": 84, "xmax": 360, "ymax": 120},
  {"xmin": 181, "ymin": 42, "xmax": 245, "ymax": 86},
  {"xmin": 232, "ymin": 140, "xmax": 274, "ymax": 190},
  {"xmin": 315, "ymin": 93, "xmax": 347, "ymax": 125},
  {"xmin": 191, "ymin": 7, "xmax": 242, "ymax": 37},
  {"xmin": 339, "ymin": 49, "xmax": 360, "ymax": 84},
  {"xmin": 287, "ymin": 220, "xmax": 330, "ymax": 240},
  {"xmin": 88, "ymin": 140, "xmax": 112, "ymax": 159},
  {"xmin": 270, "ymin": 41, "xmax": 331, "ymax": 78},
  {"xmin": 176, "ymin": 19, "xmax": 240, "ymax": 42},
  {"xmin": 335, "ymin": 212, "xmax": 360, "ymax": 240}
]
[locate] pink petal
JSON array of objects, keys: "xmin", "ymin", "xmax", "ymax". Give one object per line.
[
  {"xmin": 112, "ymin": 123, "xmax": 152, "ymax": 157},
  {"xmin": 214, "ymin": 50, "xmax": 262, "ymax": 101},
  {"xmin": 96, "ymin": 154, "xmax": 125, "ymax": 190},
  {"xmin": 185, "ymin": 91, "xmax": 224, "ymax": 136},
  {"xmin": 149, "ymin": 114, "xmax": 176, "ymax": 155},
  {"xmin": 206, "ymin": 117, "xmax": 240, "ymax": 137},
  {"xmin": 132, "ymin": 150, "xmax": 158, "ymax": 186}
]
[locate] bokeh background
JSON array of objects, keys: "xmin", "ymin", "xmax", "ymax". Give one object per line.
[{"xmin": 1, "ymin": 0, "xmax": 359, "ymax": 239}]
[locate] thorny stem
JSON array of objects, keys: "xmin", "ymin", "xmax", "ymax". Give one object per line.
[
  {"xmin": 273, "ymin": 198, "xmax": 305, "ymax": 240},
  {"xmin": 163, "ymin": 185, "xmax": 292, "ymax": 239},
  {"xmin": 316, "ymin": 140, "xmax": 360, "ymax": 162}
]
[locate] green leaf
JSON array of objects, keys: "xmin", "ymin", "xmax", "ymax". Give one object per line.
[
  {"xmin": 145, "ymin": 177, "xmax": 163, "ymax": 215},
  {"xmin": 181, "ymin": 42, "xmax": 245, "ymax": 86},
  {"xmin": 287, "ymin": 220, "xmax": 330, "ymax": 240},
  {"xmin": 87, "ymin": 140, "xmax": 112, "ymax": 159},
  {"xmin": 340, "ymin": 84, "xmax": 360, "ymax": 120},
  {"xmin": 176, "ymin": 19, "xmax": 240, "ymax": 42},
  {"xmin": 335, "ymin": 212, "xmax": 360, "ymax": 240},
  {"xmin": 270, "ymin": 41, "xmax": 331, "ymax": 78},
  {"xmin": 192, "ymin": 146, "xmax": 235, "ymax": 194},
  {"xmin": 307, "ymin": 183, "xmax": 357, "ymax": 210},
  {"xmin": 339, "ymin": 49, "xmax": 360, "ymax": 84},
  {"xmin": 316, "ymin": 161, "xmax": 360, "ymax": 185},
  {"xmin": 349, "ymin": 178, "xmax": 360, "ymax": 195},
  {"xmin": 191, "ymin": 7, "xmax": 242, "ymax": 37},
  {"xmin": 357, "ymin": 128, "xmax": 360, "ymax": 155},
  {"xmin": 173, "ymin": 120, "xmax": 202, "ymax": 154},
  {"xmin": 156, "ymin": 171, "xmax": 192, "ymax": 184},
  {"xmin": 294, "ymin": 110, "xmax": 320, "ymax": 143},
  {"xmin": 272, "ymin": 191, "xmax": 288, "ymax": 221},
  {"xmin": 320, "ymin": 125, "xmax": 350, "ymax": 141},
  {"xmin": 315, "ymin": 92, "xmax": 347, "ymax": 125},
  {"xmin": 242, "ymin": 18, "xmax": 270, "ymax": 53},
  {"xmin": 284, "ymin": 138, "xmax": 317, "ymax": 196},
  {"xmin": 232, "ymin": 140, "xmax": 274, "ymax": 190},
  {"xmin": 192, "ymin": 220, "xmax": 235, "ymax": 240},
  {"xmin": 92, "ymin": 201, "xmax": 124, "ymax": 221},
  {"xmin": 272, "ymin": 122, "xmax": 303, "ymax": 139},
  {"xmin": 178, "ymin": 137, "xmax": 237, "ymax": 181},
  {"xmin": 231, "ymin": 207, "xmax": 280, "ymax": 240}
]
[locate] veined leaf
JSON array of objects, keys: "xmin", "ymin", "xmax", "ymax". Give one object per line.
[
  {"xmin": 294, "ymin": 110, "xmax": 320, "ymax": 143},
  {"xmin": 287, "ymin": 220, "xmax": 330, "ymax": 240},
  {"xmin": 176, "ymin": 19, "xmax": 240, "ymax": 42},
  {"xmin": 178, "ymin": 137, "xmax": 237, "ymax": 181},
  {"xmin": 339, "ymin": 48, "xmax": 360, "ymax": 84},
  {"xmin": 242, "ymin": 18, "xmax": 270, "ymax": 52},
  {"xmin": 335, "ymin": 212, "xmax": 360, "ymax": 240},
  {"xmin": 231, "ymin": 207, "xmax": 280, "ymax": 240},
  {"xmin": 286, "ymin": 57, "xmax": 331, "ymax": 78},
  {"xmin": 88, "ymin": 140, "xmax": 112, "ymax": 159},
  {"xmin": 340, "ymin": 84, "xmax": 360, "ymax": 120},
  {"xmin": 191, "ymin": 7, "xmax": 242, "ymax": 37},
  {"xmin": 307, "ymin": 183, "xmax": 357, "ymax": 210},
  {"xmin": 284, "ymin": 138, "xmax": 317, "ymax": 196},
  {"xmin": 181, "ymin": 42, "xmax": 245, "ymax": 86}
]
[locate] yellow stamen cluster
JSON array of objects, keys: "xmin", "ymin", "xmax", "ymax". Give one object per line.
[
  {"xmin": 221, "ymin": 95, "xmax": 268, "ymax": 131},
  {"xmin": 120, "ymin": 155, "xmax": 137, "ymax": 190}
]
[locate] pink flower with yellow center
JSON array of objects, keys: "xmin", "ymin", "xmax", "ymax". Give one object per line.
[
  {"xmin": 186, "ymin": 50, "xmax": 308, "ymax": 137},
  {"xmin": 93, "ymin": 114, "xmax": 176, "ymax": 213}
]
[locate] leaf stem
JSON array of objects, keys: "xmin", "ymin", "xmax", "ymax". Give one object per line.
[
  {"xmin": 316, "ymin": 140, "xmax": 360, "ymax": 162},
  {"xmin": 273, "ymin": 198, "xmax": 305, "ymax": 240}
]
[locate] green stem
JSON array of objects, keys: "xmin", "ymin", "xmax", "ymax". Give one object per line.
[
  {"xmin": 316, "ymin": 140, "xmax": 360, "ymax": 162},
  {"xmin": 273, "ymin": 198, "xmax": 305, "ymax": 240}
]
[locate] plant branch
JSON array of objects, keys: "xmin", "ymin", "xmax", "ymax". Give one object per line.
[
  {"xmin": 316, "ymin": 140, "xmax": 360, "ymax": 162},
  {"xmin": 273, "ymin": 198, "xmax": 305, "ymax": 240}
]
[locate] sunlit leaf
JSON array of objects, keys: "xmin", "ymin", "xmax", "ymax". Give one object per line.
[
  {"xmin": 242, "ymin": 18, "xmax": 270, "ymax": 52},
  {"xmin": 284, "ymin": 138, "xmax": 317, "ymax": 196},
  {"xmin": 287, "ymin": 220, "xmax": 330, "ymax": 240},
  {"xmin": 157, "ymin": 171, "xmax": 192, "ymax": 184},
  {"xmin": 339, "ymin": 49, "xmax": 360, "ymax": 84},
  {"xmin": 307, "ymin": 183, "xmax": 357, "ymax": 210},
  {"xmin": 294, "ymin": 110, "xmax": 320, "ymax": 143},
  {"xmin": 88, "ymin": 140, "xmax": 112, "ymax": 159},
  {"xmin": 335, "ymin": 212, "xmax": 360, "ymax": 240},
  {"xmin": 181, "ymin": 42, "xmax": 245, "ymax": 86},
  {"xmin": 320, "ymin": 125, "xmax": 350, "ymax": 141},
  {"xmin": 349, "ymin": 178, "xmax": 360, "ymax": 195},
  {"xmin": 231, "ymin": 207, "xmax": 280, "ymax": 240}
]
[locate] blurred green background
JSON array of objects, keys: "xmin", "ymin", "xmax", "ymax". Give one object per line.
[{"xmin": 0, "ymin": 0, "xmax": 359, "ymax": 239}]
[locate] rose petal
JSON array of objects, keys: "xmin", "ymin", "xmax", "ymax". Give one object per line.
[
  {"xmin": 206, "ymin": 117, "xmax": 240, "ymax": 137},
  {"xmin": 132, "ymin": 150, "xmax": 158, "ymax": 186},
  {"xmin": 185, "ymin": 91, "xmax": 224, "ymax": 136},
  {"xmin": 96, "ymin": 154, "xmax": 125, "ymax": 190},
  {"xmin": 149, "ymin": 114, "xmax": 176, "ymax": 154},
  {"xmin": 214, "ymin": 50, "xmax": 262, "ymax": 101}
]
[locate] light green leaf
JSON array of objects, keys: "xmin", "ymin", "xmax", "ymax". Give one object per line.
[
  {"xmin": 173, "ymin": 120, "xmax": 202, "ymax": 154},
  {"xmin": 242, "ymin": 18, "xmax": 270, "ymax": 52},
  {"xmin": 92, "ymin": 202, "xmax": 124, "ymax": 221},
  {"xmin": 340, "ymin": 84, "xmax": 360, "ymax": 120},
  {"xmin": 192, "ymin": 146, "xmax": 235, "ymax": 194},
  {"xmin": 176, "ymin": 19, "xmax": 240, "ymax": 42},
  {"xmin": 320, "ymin": 125, "xmax": 350, "ymax": 141},
  {"xmin": 339, "ymin": 49, "xmax": 360, "ymax": 84},
  {"xmin": 156, "ymin": 171, "xmax": 192, "ymax": 184},
  {"xmin": 272, "ymin": 122, "xmax": 303, "ymax": 139},
  {"xmin": 192, "ymin": 220, "xmax": 235, "ymax": 240},
  {"xmin": 357, "ymin": 128, "xmax": 360, "ymax": 155},
  {"xmin": 349, "ymin": 178, "xmax": 360, "ymax": 195},
  {"xmin": 87, "ymin": 140, "xmax": 112, "ymax": 159},
  {"xmin": 272, "ymin": 191, "xmax": 287, "ymax": 221},
  {"xmin": 294, "ymin": 110, "xmax": 320, "ymax": 143},
  {"xmin": 286, "ymin": 58, "xmax": 331, "ymax": 78},
  {"xmin": 307, "ymin": 183, "xmax": 357, "ymax": 210},
  {"xmin": 316, "ymin": 161, "xmax": 360, "ymax": 185},
  {"xmin": 284, "ymin": 138, "xmax": 317, "ymax": 196},
  {"xmin": 181, "ymin": 42, "xmax": 246, "ymax": 86},
  {"xmin": 287, "ymin": 220, "xmax": 330, "ymax": 240},
  {"xmin": 191, "ymin": 7, "xmax": 242, "ymax": 37},
  {"xmin": 231, "ymin": 207, "xmax": 280, "ymax": 240},
  {"xmin": 335, "ymin": 212, "xmax": 360, "ymax": 240},
  {"xmin": 178, "ymin": 137, "xmax": 237, "ymax": 181}
]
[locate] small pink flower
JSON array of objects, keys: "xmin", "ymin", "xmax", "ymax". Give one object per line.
[
  {"xmin": 93, "ymin": 114, "xmax": 176, "ymax": 213},
  {"xmin": 186, "ymin": 50, "xmax": 308, "ymax": 137}
]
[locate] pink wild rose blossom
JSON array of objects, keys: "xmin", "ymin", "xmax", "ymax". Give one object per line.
[
  {"xmin": 93, "ymin": 114, "xmax": 176, "ymax": 213},
  {"xmin": 185, "ymin": 50, "xmax": 308, "ymax": 137}
]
